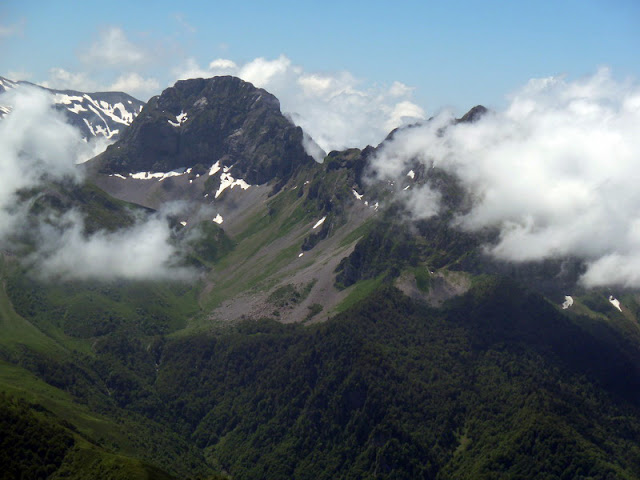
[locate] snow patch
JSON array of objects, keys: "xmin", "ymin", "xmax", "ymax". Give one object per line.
[
  {"xmin": 298, "ymin": 252, "xmax": 304, "ymax": 257},
  {"xmin": 83, "ymin": 94, "xmax": 131, "ymax": 126},
  {"xmin": 130, "ymin": 170, "xmax": 186, "ymax": 181},
  {"xmin": 0, "ymin": 78, "xmax": 17, "ymax": 89},
  {"xmin": 407, "ymin": 170, "xmax": 415, "ymax": 179},
  {"xmin": 82, "ymin": 118, "xmax": 95, "ymax": 136},
  {"xmin": 609, "ymin": 296, "xmax": 622, "ymax": 312},
  {"xmin": 180, "ymin": 221, "xmax": 187, "ymax": 227},
  {"xmin": 352, "ymin": 189, "xmax": 363, "ymax": 200},
  {"xmin": 67, "ymin": 103, "xmax": 87, "ymax": 114},
  {"xmin": 176, "ymin": 111, "xmax": 188, "ymax": 124},
  {"xmin": 54, "ymin": 94, "xmax": 84, "ymax": 105},
  {"xmin": 561, "ymin": 296, "xmax": 574, "ymax": 309},
  {"xmin": 215, "ymin": 172, "xmax": 250, "ymax": 198},
  {"xmin": 313, "ymin": 216, "xmax": 326, "ymax": 229},
  {"xmin": 213, "ymin": 214, "xmax": 224, "ymax": 224},
  {"xmin": 209, "ymin": 161, "xmax": 221, "ymax": 176},
  {"xmin": 109, "ymin": 173, "xmax": 127, "ymax": 180},
  {"xmin": 403, "ymin": 185, "xmax": 410, "ymax": 191}
]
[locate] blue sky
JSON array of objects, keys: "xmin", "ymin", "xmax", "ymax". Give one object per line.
[{"xmin": 1, "ymin": 0, "xmax": 638, "ymax": 149}]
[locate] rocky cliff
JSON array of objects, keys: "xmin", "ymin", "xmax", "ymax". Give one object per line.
[{"xmin": 98, "ymin": 76, "xmax": 315, "ymax": 185}]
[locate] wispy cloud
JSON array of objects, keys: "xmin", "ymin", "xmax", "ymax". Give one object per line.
[
  {"xmin": 370, "ymin": 68, "xmax": 640, "ymax": 288},
  {"xmin": 80, "ymin": 27, "xmax": 146, "ymax": 68},
  {"xmin": 42, "ymin": 68, "xmax": 98, "ymax": 92},
  {"xmin": 41, "ymin": 27, "xmax": 160, "ymax": 99},
  {"xmin": 172, "ymin": 13, "xmax": 197, "ymax": 34},
  {"xmin": 41, "ymin": 67, "xmax": 159, "ymax": 100},
  {"xmin": 108, "ymin": 72, "xmax": 160, "ymax": 96},
  {"xmin": 0, "ymin": 19, "xmax": 24, "ymax": 38}
]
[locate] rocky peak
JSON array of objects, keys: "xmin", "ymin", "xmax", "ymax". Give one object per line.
[
  {"xmin": 457, "ymin": 104, "xmax": 488, "ymax": 123},
  {"xmin": 98, "ymin": 76, "xmax": 314, "ymax": 185}
]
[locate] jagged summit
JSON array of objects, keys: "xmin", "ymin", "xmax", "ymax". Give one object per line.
[
  {"xmin": 382, "ymin": 104, "xmax": 489, "ymax": 144},
  {"xmin": 98, "ymin": 76, "xmax": 315, "ymax": 185}
]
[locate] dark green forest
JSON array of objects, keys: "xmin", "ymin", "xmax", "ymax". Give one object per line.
[{"xmin": 3, "ymin": 277, "xmax": 640, "ymax": 479}]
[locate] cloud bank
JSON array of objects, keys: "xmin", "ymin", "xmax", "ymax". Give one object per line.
[
  {"xmin": 173, "ymin": 55, "xmax": 425, "ymax": 155},
  {"xmin": 370, "ymin": 68, "xmax": 640, "ymax": 288},
  {"xmin": 0, "ymin": 87, "xmax": 192, "ymax": 281}
]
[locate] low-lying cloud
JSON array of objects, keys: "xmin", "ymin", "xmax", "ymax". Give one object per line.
[
  {"xmin": 0, "ymin": 87, "xmax": 194, "ymax": 281},
  {"xmin": 30, "ymin": 211, "xmax": 193, "ymax": 281},
  {"xmin": 173, "ymin": 55, "xmax": 425, "ymax": 156},
  {"xmin": 370, "ymin": 68, "xmax": 640, "ymax": 288}
]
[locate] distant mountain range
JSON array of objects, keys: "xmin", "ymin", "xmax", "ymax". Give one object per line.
[
  {"xmin": 0, "ymin": 76, "xmax": 144, "ymax": 141},
  {"xmin": 1, "ymin": 75, "xmax": 639, "ymax": 479}
]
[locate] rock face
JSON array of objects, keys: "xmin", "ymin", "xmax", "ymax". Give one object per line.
[
  {"xmin": 457, "ymin": 104, "xmax": 488, "ymax": 123},
  {"xmin": 99, "ymin": 76, "xmax": 315, "ymax": 185},
  {"xmin": 0, "ymin": 76, "xmax": 144, "ymax": 141}
]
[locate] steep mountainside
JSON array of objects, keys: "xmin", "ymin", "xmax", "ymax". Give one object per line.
[
  {"xmin": 95, "ymin": 76, "xmax": 314, "ymax": 184},
  {"xmin": 0, "ymin": 76, "xmax": 144, "ymax": 141}
]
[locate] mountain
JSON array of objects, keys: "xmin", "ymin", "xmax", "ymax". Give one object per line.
[
  {"xmin": 1, "ymin": 76, "xmax": 640, "ymax": 479},
  {"xmin": 95, "ymin": 76, "xmax": 314, "ymax": 180},
  {"xmin": 85, "ymin": 76, "xmax": 318, "ymax": 213},
  {"xmin": 0, "ymin": 76, "xmax": 144, "ymax": 141}
]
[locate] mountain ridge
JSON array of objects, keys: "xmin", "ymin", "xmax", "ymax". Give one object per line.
[{"xmin": 0, "ymin": 75, "xmax": 145, "ymax": 142}]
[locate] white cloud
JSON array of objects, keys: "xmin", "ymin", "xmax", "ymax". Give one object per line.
[
  {"xmin": 33, "ymin": 211, "xmax": 193, "ymax": 281},
  {"xmin": 208, "ymin": 59, "xmax": 237, "ymax": 70},
  {"xmin": 389, "ymin": 81, "xmax": 413, "ymax": 97},
  {"xmin": 173, "ymin": 55, "xmax": 425, "ymax": 154},
  {"xmin": 38, "ymin": 27, "xmax": 160, "ymax": 99},
  {"xmin": 386, "ymin": 100, "xmax": 429, "ymax": 132},
  {"xmin": 0, "ymin": 87, "xmax": 194, "ymax": 281},
  {"xmin": 108, "ymin": 73, "xmax": 160, "ymax": 98},
  {"xmin": 174, "ymin": 58, "xmax": 213, "ymax": 82},
  {"xmin": 173, "ymin": 13, "xmax": 197, "ymax": 34},
  {"xmin": 3, "ymin": 70, "xmax": 31, "ymax": 82},
  {"xmin": 40, "ymin": 67, "xmax": 159, "ymax": 100},
  {"xmin": 42, "ymin": 67, "xmax": 98, "ymax": 92},
  {"xmin": 0, "ymin": 86, "xmax": 84, "ymax": 237},
  {"xmin": 370, "ymin": 68, "xmax": 640, "ymax": 288},
  {"xmin": 81, "ymin": 27, "xmax": 145, "ymax": 68}
]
